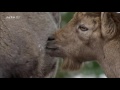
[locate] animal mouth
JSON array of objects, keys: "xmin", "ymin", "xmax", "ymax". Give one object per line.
[
  {"xmin": 45, "ymin": 45, "xmax": 60, "ymax": 57},
  {"xmin": 45, "ymin": 43, "xmax": 65, "ymax": 57},
  {"xmin": 46, "ymin": 45, "xmax": 58, "ymax": 51},
  {"xmin": 45, "ymin": 41, "xmax": 59, "ymax": 51}
]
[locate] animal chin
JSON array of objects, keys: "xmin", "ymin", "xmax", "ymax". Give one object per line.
[{"xmin": 45, "ymin": 46, "xmax": 65, "ymax": 57}]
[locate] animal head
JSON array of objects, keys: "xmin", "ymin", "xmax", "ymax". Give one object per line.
[{"xmin": 46, "ymin": 12, "xmax": 119, "ymax": 71}]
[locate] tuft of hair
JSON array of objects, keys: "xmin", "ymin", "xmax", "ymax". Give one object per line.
[
  {"xmin": 76, "ymin": 12, "xmax": 101, "ymax": 17},
  {"xmin": 61, "ymin": 58, "xmax": 82, "ymax": 71},
  {"xmin": 85, "ymin": 12, "xmax": 101, "ymax": 17}
]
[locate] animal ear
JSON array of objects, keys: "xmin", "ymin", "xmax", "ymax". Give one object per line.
[{"xmin": 101, "ymin": 12, "xmax": 117, "ymax": 40}]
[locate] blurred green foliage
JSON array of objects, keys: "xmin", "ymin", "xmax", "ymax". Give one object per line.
[
  {"xmin": 56, "ymin": 12, "xmax": 104, "ymax": 78},
  {"xmin": 60, "ymin": 12, "xmax": 75, "ymax": 27}
]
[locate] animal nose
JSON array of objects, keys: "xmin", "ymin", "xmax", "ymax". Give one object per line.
[{"xmin": 47, "ymin": 35, "xmax": 55, "ymax": 41}]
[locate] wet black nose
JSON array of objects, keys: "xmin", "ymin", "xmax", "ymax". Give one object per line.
[{"xmin": 47, "ymin": 35, "xmax": 55, "ymax": 41}]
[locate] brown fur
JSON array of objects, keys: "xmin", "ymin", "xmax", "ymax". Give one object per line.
[{"xmin": 46, "ymin": 12, "xmax": 120, "ymax": 78}]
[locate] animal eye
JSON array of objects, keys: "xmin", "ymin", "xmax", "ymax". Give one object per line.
[{"xmin": 78, "ymin": 25, "xmax": 88, "ymax": 31}]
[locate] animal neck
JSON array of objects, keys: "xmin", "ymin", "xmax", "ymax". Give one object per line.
[{"xmin": 97, "ymin": 40, "xmax": 120, "ymax": 78}]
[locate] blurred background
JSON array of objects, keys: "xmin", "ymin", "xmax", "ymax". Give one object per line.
[{"xmin": 55, "ymin": 12, "xmax": 106, "ymax": 78}]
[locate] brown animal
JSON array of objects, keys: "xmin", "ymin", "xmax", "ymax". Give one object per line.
[
  {"xmin": 46, "ymin": 12, "xmax": 120, "ymax": 78},
  {"xmin": 0, "ymin": 12, "xmax": 60, "ymax": 78}
]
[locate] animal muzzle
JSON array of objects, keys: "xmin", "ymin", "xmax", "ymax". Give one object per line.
[
  {"xmin": 45, "ymin": 35, "xmax": 65, "ymax": 57},
  {"xmin": 46, "ymin": 35, "xmax": 58, "ymax": 50}
]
